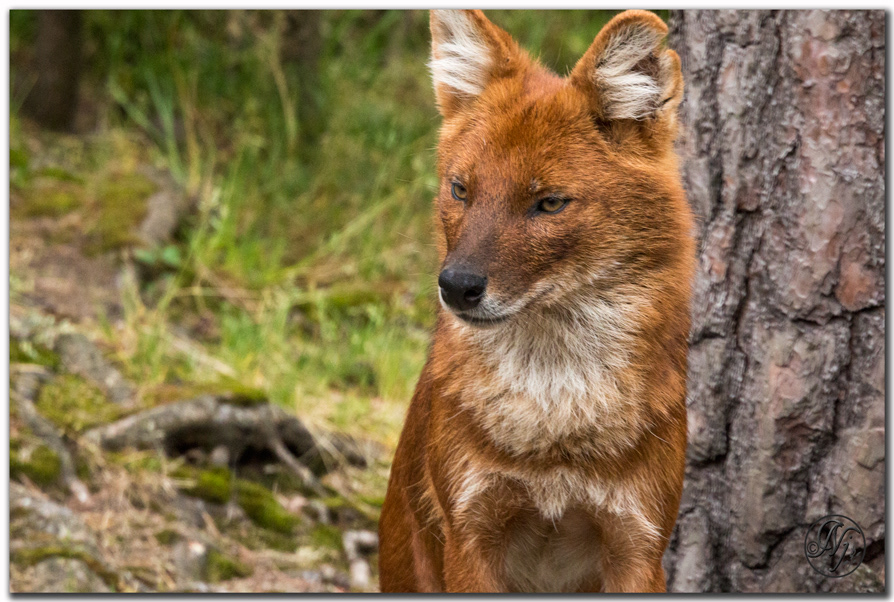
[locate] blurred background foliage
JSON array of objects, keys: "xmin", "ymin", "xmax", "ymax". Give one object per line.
[{"xmin": 10, "ymin": 10, "xmax": 628, "ymax": 447}]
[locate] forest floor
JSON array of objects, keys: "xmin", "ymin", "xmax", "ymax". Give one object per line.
[{"xmin": 9, "ymin": 121, "xmax": 389, "ymax": 593}]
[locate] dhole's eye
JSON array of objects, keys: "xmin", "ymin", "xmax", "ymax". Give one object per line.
[
  {"xmin": 451, "ymin": 182, "xmax": 468, "ymax": 202},
  {"xmin": 535, "ymin": 196, "xmax": 568, "ymax": 214}
]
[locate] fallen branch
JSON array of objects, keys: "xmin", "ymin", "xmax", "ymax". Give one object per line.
[{"xmin": 83, "ymin": 395, "xmax": 343, "ymax": 481}]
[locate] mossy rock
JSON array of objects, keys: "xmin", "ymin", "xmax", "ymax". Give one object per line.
[
  {"xmin": 10, "ymin": 445, "xmax": 62, "ymax": 487},
  {"xmin": 235, "ymin": 480, "xmax": 301, "ymax": 534},
  {"xmin": 205, "ymin": 548, "xmax": 252, "ymax": 583},
  {"xmin": 10, "ymin": 337, "xmax": 61, "ymax": 369},
  {"xmin": 85, "ymin": 171, "xmax": 155, "ymax": 255},
  {"xmin": 177, "ymin": 466, "xmax": 232, "ymax": 505},
  {"xmin": 12, "ymin": 545, "xmax": 120, "ymax": 591},
  {"xmin": 35, "ymin": 375, "xmax": 124, "ymax": 433},
  {"xmin": 175, "ymin": 466, "xmax": 301, "ymax": 535}
]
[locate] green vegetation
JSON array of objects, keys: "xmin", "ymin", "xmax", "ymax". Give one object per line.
[
  {"xmin": 153, "ymin": 529, "xmax": 182, "ymax": 546},
  {"xmin": 12, "ymin": 544, "xmax": 122, "ymax": 591},
  {"xmin": 310, "ymin": 524, "xmax": 343, "ymax": 550},
  {"xmin": 176, "ymin": 466, "xmax": 301, "ymax": 534},
  {"xmin": 10, "ymin": 9, "xmax": 623, "ymax": 451},
  {"xmin": 35, "ymin": 375, "xmax": 124, "ymax": 433},
  {"xmin": 10, "ymin": 444, "xmax": 62, "ymax": 487},
  {"xmin": 10, "ymin": 338, "xmax": 60, "ymax": 369},
  {"xmin": 85, "ymin": 171, "xmax": 156, "ymax": 255},
  {"xmin": 205, "ymin": 548, "xmax": 253, "ymax": 582}
]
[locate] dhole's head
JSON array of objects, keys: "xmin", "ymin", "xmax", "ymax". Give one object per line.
[{"xmin": 429, "ymin": 10, "xmax": 690, "ymax": 328}]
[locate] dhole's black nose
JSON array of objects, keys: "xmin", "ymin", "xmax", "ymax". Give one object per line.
[{"xmin": 438, "ymin": 268, "xmax": 487, "ymax": 311}]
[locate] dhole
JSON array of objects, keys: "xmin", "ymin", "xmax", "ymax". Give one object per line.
[{"xmin": 379, "ymin": 9, "xmax": 694, "ymax": 593}]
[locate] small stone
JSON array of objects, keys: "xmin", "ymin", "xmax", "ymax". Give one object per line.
[
  {"xmin": 184, "ymin": 448, "xmax": 206, "ymax": 465},
  {"xmin": 209, "ymin": 445, "xmax": 230, "ymax": 467},
  {"xmin": 342, "ymin": 529, "xmax": 378, "ymax": 559},
  {"xmin": 172, "ymin": 539, "xmax": 208, "ymax": 582},
  {"xmin": 304, "ymin": 499, "xmax": 328, "ymax": 524},
  {"xmin": 349, "ymin": 558, "xmax": 370, "ymax": 590}
]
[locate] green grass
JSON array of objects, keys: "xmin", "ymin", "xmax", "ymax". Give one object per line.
[{"xmin": 10, "ymin": 10, "xmax": 623, "ymax": 450}]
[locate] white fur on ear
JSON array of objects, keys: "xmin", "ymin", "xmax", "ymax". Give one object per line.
[
  {"xmin": 430, "ymin": 10, "xmax": 493, "ymax": 97},
  {"xmin": 595, "ymin": 23, "xmax": 666, "ymax": 121}
]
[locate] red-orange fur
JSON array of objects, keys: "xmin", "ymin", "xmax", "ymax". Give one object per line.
[{"xmin": 379, "ymin": 10, "xmax": 695, "ymax": 593}]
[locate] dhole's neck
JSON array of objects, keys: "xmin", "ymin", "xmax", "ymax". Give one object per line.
[{"xmin": 439, "ymin": 285, "xmax": 653, "ymax": 457}]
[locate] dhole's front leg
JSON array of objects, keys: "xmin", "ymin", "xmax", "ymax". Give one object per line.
[
  {"xmin": 598, "ymin": 561, "xmax": 667, "ymax": 593},
  {"xmin": 442, "ymin": 529, "xmax": 505, "ymax": 592},
  {"xmin": 592, "ymin": 511, "xmax": 670, "ymax": 593}
]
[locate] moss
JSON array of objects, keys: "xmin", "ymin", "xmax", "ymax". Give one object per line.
[
  {"xmin": 321, "ymin": 495, "xmax": 351, "ymax": 511},
  {"xmin": 175, "ymin": 466, "xmax": 300, "ymax": 535},
  {"xmin": 223, "ymin": 517, "xmax": 297, "ymax": 553},
  {"xmin": 176, "ymin": 466, "xmax": 232, "ymax": 505},
  {"xmin": 10, "ymin": 445, "xmax": 62, "ymax": 487},
  {"xmin": 10, "ymin": 147, "xmax": 29, "ymax": 171},
  {"xmin": 75, "ymin": 457, "xmax": 93, "ymax": 483},
  {"xmin": 17, "ymin": 180, "xmax": 83, "ymax": 218},
  {"xmin": 10, "ymin": 337, "xmax": 61, "ymax": 369},
  {"xmin": 12, "ymin": 545, "xmax": 121, "ymax": 591},
  {"xmin": 85, "ymin": 171, "xmax": 155, "ymax": 255},
  {"xmin": 106, "ymin": 450, "xmax": 164, "ymax": 474},
  {"xmin": 216, "ymin": 380, "xmax": 268, "ymax": 407},
  {"xmin": 235, "ymin": 480, "xmax": 301, "ymax": 535},
  {"xmin": 143, "ymin": 380, "xmax": 267, "ymax": 408},
  {"xmin": 36, "ymin": 166, "xmax": 85, "ymax": 183},
  {"xmin": 153, "ymin": 529, "xmax": 182, "ymax": 546},
  {"xmin": 357, "ymin": 493, "xmax": 386, "ymax": 508},
  {"xmin": 204, "ymin": 548, "xmax": 252, "ymax": 583},
  {"xmin": 310, "ymin": 524, "xmax": 343, "ymax": 550},
  {"xmin": 246, "ymin": 528, "xmax": 297, "ymax": 553},
  {"xmin": 35, "ymin": 375, "xmax": 124, "ymax": 433}
]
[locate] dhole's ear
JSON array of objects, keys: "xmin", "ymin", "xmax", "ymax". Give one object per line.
[
  {"xmin": 570, "ymin": 10, "xmax": 683, "ymax": 127},
  {"xmin": 429, "ymin": 10, "xmax": 524, "ymax": 118}
]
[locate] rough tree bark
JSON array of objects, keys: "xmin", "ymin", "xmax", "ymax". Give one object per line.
[{"xmin": 662, "ymin": 11, "xmax": 884, "ymax": 593}]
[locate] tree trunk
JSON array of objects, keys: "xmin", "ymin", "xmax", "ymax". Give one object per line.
[
  {"xmin": 280, "ymin": 10, "xmax": 323, "ymax": 145},
  {"xmin": 22, "ymin": 10, "xmax": 82, "ymax": 131},
  {"xmin": 663, "ymin": 10, "xmax": 884, "ymax": 593}
]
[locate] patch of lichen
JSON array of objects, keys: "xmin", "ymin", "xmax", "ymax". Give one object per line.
[
  {"xmin": 205, "ymin": 548, "xmax": 253, "ymax": 583},
  {"xmin": 175, "ymin": 466, "xmax": 301, "ymax": 535},
  {"xmin": 84, "ymin": 171, "xmax": 155, "ymax": 255},
  {"xmin": 35, "ymin": 375, "xmax": 124, "ymax": 433},
  {"xmin": 10, "ymin": 444, "xmax": 62, "ymax": 487},
  {"xmin": 10, "ymin": 337, "xmax": 61, "ymax": 369}
]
